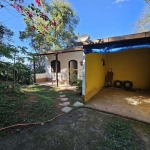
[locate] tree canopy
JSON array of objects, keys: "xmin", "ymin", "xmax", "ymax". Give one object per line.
[
  {"xmin": 19, "ymin": 0, "xmax": 79, "ymax": 52},
  {"xmin": 145, "ymin": 0, "xmax": 150, "ymax": 4},
  {"xmin": 0, "ymin": 0, "xmax": 79, "ymax": 52},
  {"xmin": 135, "ymin": 0, "xmax": 150, "ymax": 32},
  {"xmin": 0, "ymin": 24, "xmax": 13, "ymax": 42},
  {"xmin": 0, "ymin": 23, "xmax": 14, "ymax": 58},
  {"xmin": 136, "ymin": 5, "xmax": 150, "ymax": 32}
]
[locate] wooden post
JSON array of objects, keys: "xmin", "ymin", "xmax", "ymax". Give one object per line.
[
  {"xmin": 56, "ymin": 53, "xmax": 58, "ymax": 87},
  {"xmin": 33, "ymin": 56, "xmax": 36, "ymax": 83}
]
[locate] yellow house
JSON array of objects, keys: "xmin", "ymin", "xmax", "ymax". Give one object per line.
[{"xmin": 76, "ymin": 32, "xmax": 150, "ymax": 103}]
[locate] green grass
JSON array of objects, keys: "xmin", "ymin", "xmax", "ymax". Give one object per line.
[
  {"xmin": 62, "ymin": 90, "xmax": 83, "ymax": 105},
  {"xmin": 97, "ymin": 119, "xmax": 133, "ymax": 150},
  {"xmin": 0, "ymin": 84, "xmax": 59, "ymax": 137}
]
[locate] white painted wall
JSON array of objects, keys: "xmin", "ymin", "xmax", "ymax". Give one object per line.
[
  {"xmin": 45, "ymin": 56, "xmax": 51, "ymax": 78},
  {"xmin": 45, "ymin": 51, "xmax": 83, "ymax": 80},
  {"xmin": 36, "ymin": 73, "xmax": 47, "ymax": 79}
]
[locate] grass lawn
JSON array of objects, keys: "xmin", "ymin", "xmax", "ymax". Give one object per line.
[
  {"xmin": 0, "ymin": 84, "xmax": 62, "ymax": 136},
  {"xmin": 0, "ymin": 83, "xmax": 83, "ymax": 137},
  {"xmin": 0, "ymin": 84, "xmax": 150, "ymax": 150},
  {"xmin": 97, "ymin": 119, "xmax": 138, "ymax": 150},
  {"xmin": 61, "ymin": 90, "xmax": 83, "ymax": 105}
]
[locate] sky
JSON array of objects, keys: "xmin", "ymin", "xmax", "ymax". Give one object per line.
[{"xmin": 0, "ymin": 0, "xmax": 148, "ymax": 51}]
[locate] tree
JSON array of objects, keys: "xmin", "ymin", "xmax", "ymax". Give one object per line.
[
  {"xmin": 0, "ymin": 0, "xmax": 79, "ymax": 76},
  {"xmin": 0, "ymin": 22, "xmax": 33, "ymax": 88},
  {"xmin": 19, "ymin": 0, "xmax": 79, "ymax": 51},
  {"xmin": 145, "ymin": 0, "xmax": 150, "ymax": 4},
  {"xmin": 135, "ymin": 0, "xmax": 150, "ymax": 32},
  {"xmin": 0, "ymin": 22, "xmax": 14, "ymax": 58},
  {"xmin": 0, "ymin": 44, "xmax": 34, "ymax": 92},
  {"xmin": 0, "ymin": 1, "xmax": 36, "ymax": 90},
  {"xmin": 0, "ymin": 24, "xmax": 13, "ymax": 42},
  {"xmin": 136, "ymin": 5, "xmax": 150, "ymax": 32}
]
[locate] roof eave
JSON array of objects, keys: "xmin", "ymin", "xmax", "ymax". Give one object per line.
[
  {"xmin": 36, "ymin": 47, "xmax": 83, "ymax": 56},
  {"xmin": 75, "ymin": 31, "xmax": 150, "ymax": 49}
]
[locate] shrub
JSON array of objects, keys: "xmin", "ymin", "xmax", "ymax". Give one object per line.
[{"xmin": 76, "ymin": 80, "xmax": 82, "ymax": 94}]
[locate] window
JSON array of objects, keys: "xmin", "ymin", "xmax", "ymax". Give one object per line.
[{"xmin": 51, "ymin": 60, "xmax": 60, "ymax": 73}]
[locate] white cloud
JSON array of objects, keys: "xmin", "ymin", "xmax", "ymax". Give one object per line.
[{"xmin": 114, "ymin": 0, "xmax": 129, "ymax": 3}]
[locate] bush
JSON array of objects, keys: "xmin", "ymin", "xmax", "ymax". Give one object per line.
[
  {"xmin": 76, "ymin": 80, "xmax": 82, "ymax": 94},
  {"xmin": 69, "ymin": 73, "xmax": 77, "ymax": 84}
]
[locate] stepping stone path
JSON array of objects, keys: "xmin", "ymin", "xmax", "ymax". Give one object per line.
[
  {"xmin": 61, "ymin": 98, "xmax": 68, "ymax": 101},
  {"xmin": 72, "ymin": 102, "xmax": 84, "ymax": 107},
  {"xmin": 59, "ymin": 92, "xmax": 84, "ymax": 113},
  {"xmin": 61, "ymin": 107, "xmax": 72, "ymax": 113},
  {"xmin": 59, "ymin": 102, "xmax": 70, "ymax": 107},
  {"xmin": 59, "ymin": 95, "xmax": 66, "ymax": 98},
  {"xmin": 59, "ymin": 92, "xmax": 72, "ymax": 113}
]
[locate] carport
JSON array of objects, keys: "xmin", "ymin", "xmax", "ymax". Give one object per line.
[
  {"xmin": 76, "ymin": 31, "xmax": 150, "ymax": 123},
  {"xmin": 85, "ymin": 87, "xmax": 150, "ymax": 123}
]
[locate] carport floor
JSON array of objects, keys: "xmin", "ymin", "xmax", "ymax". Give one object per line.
[{"xmin": 85, "ymin": 87, "xmax": 150, "ymax": 124}]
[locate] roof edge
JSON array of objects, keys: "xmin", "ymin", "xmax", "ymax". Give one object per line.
[
  {"xmin": 75, "ymin": 31, "xmax": 150, "ymax": 46},
  {"xmin": 36, "ymin": 47, "xmax": 83, "ymax": 56}
]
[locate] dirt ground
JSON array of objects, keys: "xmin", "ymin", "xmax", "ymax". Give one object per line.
[
  {"xmin": 86, "ymin": 87, "xmax": 150, "ymax": 124},
  {"xmin": 0, "ymin": 108, "xmax": 150, "ymax": 150}
]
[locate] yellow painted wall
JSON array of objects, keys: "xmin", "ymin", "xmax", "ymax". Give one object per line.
[
  {"xmin": 106, "ymin": 48, "xmax": 150, "ymax": 89},
  {"xmin": 84, "ymin": 53, "xmax": 106, "ymax": 102}
]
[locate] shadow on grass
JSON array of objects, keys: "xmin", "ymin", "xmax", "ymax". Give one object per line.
[{"xmin": 0, "ymin": 85, "xmax": 60, "ymax": 137}]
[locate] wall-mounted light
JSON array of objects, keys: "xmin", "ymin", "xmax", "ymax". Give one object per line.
[{"xmin": 101, "ymin": 59, "xmax": 105, "ymax": 66}]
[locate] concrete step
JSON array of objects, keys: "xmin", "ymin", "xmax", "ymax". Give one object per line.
[
  {"xmin": 61, "ymin": 106, "xmax": 72, "ymax": 113},
  {"xmin": 73, "ymin": 102, "xmax": 84, "ymax": 107},
  {"xmin": 59, "ymin": 95, "xmax": 66, "ymax": 98},
  {"xmin": 59, "ymin": 102, "xmax": 70, "ymax": 107},
  {"xmin": 61, "ymin": 98, "xmax": 68, "ymax": 101},
  {"xmin": 59, "ymin": 92, "xmax": 63, "ymax": 94}
]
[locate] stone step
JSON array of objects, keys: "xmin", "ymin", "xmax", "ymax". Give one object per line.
[
  {"xmin": 73, "ymin": 102, "xmax": 84, "ymax": 107},
  {"xmin": 59, "ymin": 95, "xmax": 66, "ymax": 98},
  {"xmin": 59, "ymin": 102, "xmax": 70, "ymax": 107},
  {"xmin": 61, "ymin": 106, "xmax": 72, "ymax": 113},
  {"xmin": 61, "ymin": 98, "xmax": 68, "ymax": 101},
  {"xmin": 59, "ymin": 92, "xmax": 63, "ymax": 94}
]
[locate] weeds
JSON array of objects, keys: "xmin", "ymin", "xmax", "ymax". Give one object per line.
[{"xmin": 97, "ymin": 119, "xmax": 133, "ymax": 150}]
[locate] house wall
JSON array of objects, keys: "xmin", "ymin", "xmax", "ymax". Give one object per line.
[
  {"xmin": 36, "ymin": 73, "xmax": 47, "ymax": 83},
  {"xmin": 45, "ymin": 56, "xmax": 51, "ymax": 80},
  {"xmin": 106, "ymin": 48, "xmax": 150, "ymax": 89},
  {"xmin": 46, "ymin": 51, "xmax": 83, "ymax": 80},
  {"xmin": 84, "ymin": 53, "xmax": 106, "ymax": 102}
]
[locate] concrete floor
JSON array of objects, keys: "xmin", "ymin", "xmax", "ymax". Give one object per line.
[{"xmin": 86, "ymin": 87, "xmax": 150, "ymax": 124}]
